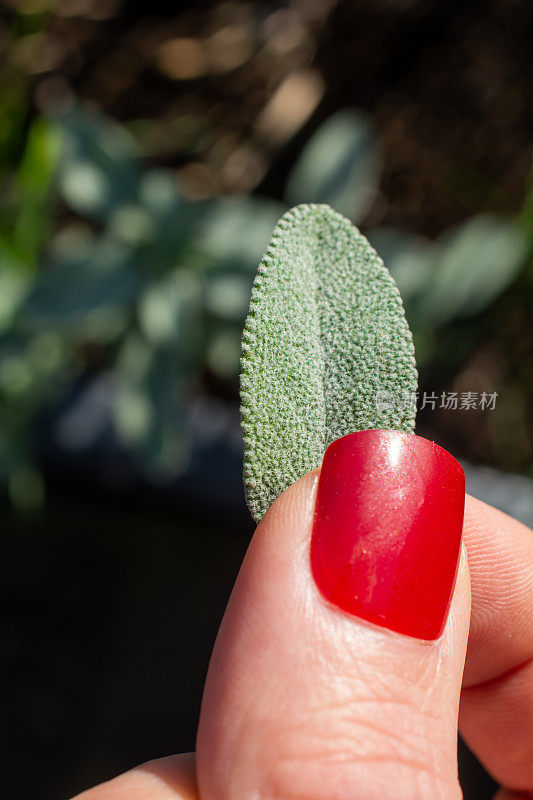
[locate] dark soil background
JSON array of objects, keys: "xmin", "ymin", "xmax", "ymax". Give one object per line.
[
  {"xmin": 37, "ymin": 0, "xmax": 533, "ymax": 231},
  {"xmin": 2, "ymin": 1, "xmax": 532, "ymax": 797}
]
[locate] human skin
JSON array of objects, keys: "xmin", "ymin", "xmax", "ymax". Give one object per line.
[{"xmin": 73, "ymin": 456, "xmax": 533, "ymax": 800}]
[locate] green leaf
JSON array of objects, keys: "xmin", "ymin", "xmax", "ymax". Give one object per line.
[
  {"xmin": 195, "ymin": 197, "xmax": 287, "ymax": 270},
  {"xmin": 17, "ymin": 116, "xmax": 62, "ymax": 198},
  {"xmin": 138, "ymin": 268, "xmax": 202, "ymax": 348},
  {"xmin": 417, "ymin": 215, "xmax": 529, "ymax": 325},
  {"xmin": 0, "ymin": 116, "xmax": 61, "ymax": 271},
  {"xmin": 114, "ymin": 336, "xmax": 192, "ymax": 481},
  {"xmin": 0, "ymin": 332, "xmax": 68, "ymax": 405},
  {"xmin": 22, "ymin": 241, "xmax": 140, "ymax": 334},
  {"xmin": 0, "ymin": 266, "xmax": 30, "ymax": 332},
  {"xmin": 57, "ymin": 107, "xmax": 140, "ymax": 220},
  {"xmin": 240, "ymin": 204, "xmax": 417, "ymax": 521},
  {"xmin": 285, "ymin": 110, "xmax": 380, "ymax": 224},
  {"xmin": 205, "ymin": 272, "xmax": 252, "ymax": 320},
  {"xmin": 366, "ymin": 227, "xmax": 434, "ymax": 302}
]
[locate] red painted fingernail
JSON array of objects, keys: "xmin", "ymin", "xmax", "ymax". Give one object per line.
[{"xmin": 311, "ymin": 430, "xmax": 465, "ymax": 640}]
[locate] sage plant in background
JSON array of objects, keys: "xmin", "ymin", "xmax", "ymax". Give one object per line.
[{"xmin": 0, "ymin": 104, "xmax": 532, "ymax": 509}]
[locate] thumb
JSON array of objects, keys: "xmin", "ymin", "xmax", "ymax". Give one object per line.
[{"xmin": 197, "ymin": 430, "xmax": 470, "ymax": 800}]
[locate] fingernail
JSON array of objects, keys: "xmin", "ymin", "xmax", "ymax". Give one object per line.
[{"xmin": 310, "ymin": 430, "xmax": 465, "ymax": 640}]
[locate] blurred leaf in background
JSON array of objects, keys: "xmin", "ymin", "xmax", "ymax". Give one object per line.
[
  {"xmin": 24, "ymin": 240, "xmax": 139, "ymax": 331},
  {"xmin": 1, "ymin": 99, "xmax": 532, "ymax": 507},
  {"xmin": 367, "ymin": 227, "xmax": 433, "ymax": 303},
  {"xmin": 285, "ymin": 109, "xmax": 380, "ymax": 224},
  {"xmin": 3, "ymin": 116, "xmax": 62, "ymax": 272},
  {"xmin": 57, "ymin": 108, "xmax": 141, "ymax": 221},
  {"xmin": 369, "ymin": 216, "xmax": 529, "ymax": 366},
  {"xmin": 416, "ymin": 215, "xmax": 528, "ymax": 326}
]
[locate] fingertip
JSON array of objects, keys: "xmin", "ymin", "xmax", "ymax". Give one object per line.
[
  {"xmin": 70, "ymin": 755, "xmax": 198, "ymax": 800},
  {"xmin": 198, "ymin": 440, "xmax": 469, "ymax": 800},
  {"xmin": 257, "ymin": 468, "xmax": 320, "ymax": 536}
]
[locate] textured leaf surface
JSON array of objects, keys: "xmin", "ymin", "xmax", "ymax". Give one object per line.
[{"xmin": 241, "ymin": 204, "xmax": 417, "ymax": 521}]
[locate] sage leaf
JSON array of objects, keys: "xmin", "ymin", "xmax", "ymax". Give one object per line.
[{"xmin": 241, "ymin": 204, "xmax": 417, "ymax": 521}]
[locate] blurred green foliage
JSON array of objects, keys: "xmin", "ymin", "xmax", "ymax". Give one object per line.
[{"xmin": 1, "ymin": 102, "xmax": 532, "ymax": 507}]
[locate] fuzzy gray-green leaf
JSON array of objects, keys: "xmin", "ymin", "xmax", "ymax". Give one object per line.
[{"xmin": 241, "ymin": 204, "xmax": 417, "ymax": 521}]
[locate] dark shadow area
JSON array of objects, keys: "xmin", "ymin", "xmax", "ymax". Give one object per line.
[{"xmin": 1, "ymin": 486, "xmax": 251, "ymax": 799}]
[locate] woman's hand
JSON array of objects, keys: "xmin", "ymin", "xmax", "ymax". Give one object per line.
[{"xmin": 73, "ymin": 437, "xmax": 533, "ymax": 800}]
